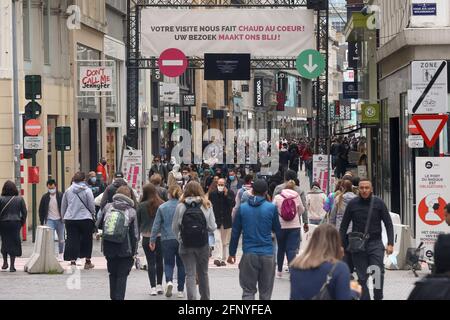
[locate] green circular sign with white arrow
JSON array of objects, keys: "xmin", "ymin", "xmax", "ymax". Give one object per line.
[{"xmin": 296, "ymin": 49, "xmax": 326, "ymax": 80}]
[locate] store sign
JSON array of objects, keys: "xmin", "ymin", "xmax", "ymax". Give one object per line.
[
  {"xmin": 141, "ymin": 9, "xmax": 314, "ymax": 57},
  {"xmin": 122, "ymin": 150, "xmax": 143, "ymax": 197},
  {"xmin": 313, "ymin": 155, "xmax": 335, "ymax": 192},
  {"xmin": 204, "ymin": 53, "xmax": 251, "ymax": 80},
  {"xmin": 79, "ymin": 66, "xmax": 113, "ymax": 92},
  {"xmin": 183, "ymin": 94, "xmax": 196, "ymax": 106},
  {"xmin": 415, "ymin": 157, "xmax": 450, "ymax": 258},
  {"xmin": 412, "ymin": 3, "xmax": 437, "ymax": 15},
  {"xmin": 347, "ymin": 42, "xmax": 360, "ymax": 70},
  {"xmin": 254, "ymin": 78, "xmax": 264, "ymax": 107},
  {"xmin": 343, "ymin": 82, "xmax": 359, "ymax": 100},
  {"xmin": 159, "ymin": 83, "xmax": 180, "ymax": 105},
  {"xmin": 361, "ymin": 104, "xmax": 380, "ymax": 124}
]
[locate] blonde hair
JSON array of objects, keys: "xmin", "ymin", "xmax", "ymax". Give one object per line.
[
  {"xmin": 168, "ymin": 184, "xmax": 182, "ymax": 200},
  {"xmin": 290, "ymin": 224, "xmax": 343, "ymax": 270},
  {"xmin": 180, "ymin": 181, "xmax": 211, "ymax": 208},
  {"xmin": 285, "ymin": 180, "xmax": 296, "ymax": 190}
]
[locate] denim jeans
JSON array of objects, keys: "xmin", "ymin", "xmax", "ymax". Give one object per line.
[
  {"xmin": 161, "ymin": 239, "xmax": 185, "ymax": 292},
  {"xmin": 276, "ymin": 228, "xmax": 300, "ymax": 273},
  {"xmin": 47, "ymin": 219, "xmax": 65, "ymax": 254}
]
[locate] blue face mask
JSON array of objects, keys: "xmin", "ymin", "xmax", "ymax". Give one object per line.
[
  {"xmin": 90, "ymin": 177, "xmax": 97, "ymax": 184},
  {"xmin": 229, "ymin": 176, "xmax": 235, "ymax": 181}
]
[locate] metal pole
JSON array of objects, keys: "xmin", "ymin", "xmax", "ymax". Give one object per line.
[
  {"xmin": 32, "ymin": 154, "xmax": 36, "ymax": 243},
  {"xmin": 61, "ymin": 150, "xmax": 65, "ymax": 193},
  {"xmin": 12, "ymin": 0, "xmax": 21, "ymax": 190}
]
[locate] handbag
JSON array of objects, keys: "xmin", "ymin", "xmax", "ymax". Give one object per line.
[
  {"xmin": 0, "ymin": 196, "xmax": 16, "ymax": 218},
  {"xmin": 75, "ymin": 193, "xmax": 96, "ymax": 222},
  {"xmin": 347, "ymin": 197, "xmax": 375, "ymax": 254},
  {"xmin": 312, "ymin": 263, "xmax": 339, "ymax": 300}
]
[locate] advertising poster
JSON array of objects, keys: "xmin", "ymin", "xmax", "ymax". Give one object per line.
[
  {"xmin": 313, "ymin": 155, "xmax": 335, "ymax": 192},
  {"xmin": 415, "ymin": 157, "xmax": 450, "ymax": 259},
  {"xmin": 122, "ymin": 150, "xmax": 143, "ymax": 198},
  {"xmin": 141, "ymin": 9, "xmax": 314, "ymax": 57},
  {"xmin": 79, "ymin": 66, "xmax": 113, "ymax": 92}
]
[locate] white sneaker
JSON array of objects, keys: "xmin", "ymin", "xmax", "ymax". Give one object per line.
[
  {"xmin": 177, "ymin": 291, "xmax": 184, "ymax": 299},
  {"xmin": 166, "ymin": 281, "xmax": 173, "ymax": 297},
  {"xmin": 57, "ymin": 254, "xmax": 64, "ymax": 262},
  {"xmin": 150, "ymin": 287, "xmax": 157, "ymax": 296},
  {"xmin": 277, "ymin": 271, "xmax": 283, "ymax": 278},
  {"xmin": 156, "ymin": 284, "xmax": 164, "ymax": 295}
]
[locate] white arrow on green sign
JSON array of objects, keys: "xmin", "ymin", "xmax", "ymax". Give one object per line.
[{"xmin": 296, "ymin": 49, "xmax": 326, "ymax": 80}]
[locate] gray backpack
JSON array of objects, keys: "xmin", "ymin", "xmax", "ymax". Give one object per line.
[{"xmin": 102, "ymin": 206, "xmax": 129, "ymax": 244}]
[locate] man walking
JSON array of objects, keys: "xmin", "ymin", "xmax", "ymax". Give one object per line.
[
  {"xmin": 228, "ymin": 180, "xmax": 281, "ymax": 300},
  {"xmin": 149, "ymin": 156, "xmax": 168, "ymax": 184},
  {"xmin": 339, "ymin": 179, "xmax": 394, "ymax": 300},
  {"xmin": 209, "ymin": 178, "xmax": 235, "ymax": 267},
  {"xmin": 39, "ymin": 179, "xmax": 64, "ymax": 261}
]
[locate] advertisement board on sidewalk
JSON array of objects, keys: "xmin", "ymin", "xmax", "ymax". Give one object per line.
[
  {"xmin": 313, "ymin": 155, "xmax": 335, "ymax": 192},
  {"xmin": 415, "ymin": 157, "xmax": 450, "ymax": 258},
  {"xmin": 122, "ymin": 150, "xmax": 143, "ymax": 198}
]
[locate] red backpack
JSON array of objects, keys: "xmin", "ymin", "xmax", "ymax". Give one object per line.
[{"xmin": 280, "ymin": 194, "xmax": 298, "ymax": 221}]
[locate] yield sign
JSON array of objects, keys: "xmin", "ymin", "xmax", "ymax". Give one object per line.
[{"xmin": 412, "ymin": 114, "xmax": 448, "ymax": 148}]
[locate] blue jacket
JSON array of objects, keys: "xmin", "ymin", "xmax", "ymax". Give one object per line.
[
  {"xmin": 150, "ymin": 199, "xmax": 179, "ymax": 243},
  {"xmin": 229, "ymin": 195, "xmax": 281, "ymax": 257},
  {"xmin": 290, "ymin": 261, "xmax": 354, "ymax": 300}
]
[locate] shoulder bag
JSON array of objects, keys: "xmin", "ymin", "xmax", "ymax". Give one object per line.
[
  {"xmin": 0, "ymin": 196, "xmax": 16, "ymax": 218},
  {"xmin": 311, "ymin": 263, "xmax": 339, "ymax": 300},
  {"xmin": 347, "ymin": 197, "xmax": 375, "ymax": 254}
]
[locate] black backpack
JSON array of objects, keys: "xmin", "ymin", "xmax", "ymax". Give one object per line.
[{"xmin": 180, "ymin": 202, "xmax": 208, "ymax": 248}]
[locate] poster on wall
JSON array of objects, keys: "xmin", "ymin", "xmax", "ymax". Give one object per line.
[
  {"xmin": 415, "ymin": 157, "xmax": 450, "ymax": 259},
  {"xmin": 79, "ymin": 66, "xmax": 113, "ymax": 92},
  {"xmin": 313, "ymin": 155, "xmax": 335, "ymax": 192},
  {"xmin": 122, "ymin": 150, "xmax": 143, "ymax": 198},
  {"xmin": 141, "ymin": 9, "xmax": 314, "ymax": 57}
]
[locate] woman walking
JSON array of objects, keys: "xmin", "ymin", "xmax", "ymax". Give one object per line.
[
  {"xmin": 172, "ymin": 181, "xmax": 216, "ymax": 300},
  {"xmin": 150, "ymin": 185, "xmax": 186, "ymax": 298},
  {"xmin": 97, "ymin": 186, "xmax": 139, "ymax": 300},
  {"xmin": 62, "ymin": 172, "xmax": 96, "ymax": 269},
  {"xmin": 137, "ymin": 183, "xmax": 165, "ymax": 295},
  {"xmin": 290, "ymin": 224, "xmax": 361, "ymax": 300},
  {"xmin": 273, "ymin": 180, "xmax": 305, "ymax": 278},
  {"xmin": 0, "ymin": 181, "xmax": 27, "ymax": 272}
]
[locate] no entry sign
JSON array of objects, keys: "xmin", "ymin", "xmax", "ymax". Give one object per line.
[
  {"xmin": 158, "ymin": 48, "xmax": 188, "ymax": 78},
  {"xmin": 24, "ymin": 119, "xmax": 42, "ymax": 136}
]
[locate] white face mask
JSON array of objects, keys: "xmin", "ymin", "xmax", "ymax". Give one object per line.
[
  {"xmin": 217, "ymin": 186, "xmax": 225, "ymax": 192},
  {"xmin": 48, "ymin": 188, "xmax": 56, "ymax": 194}
]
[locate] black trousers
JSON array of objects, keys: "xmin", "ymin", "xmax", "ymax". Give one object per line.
[
  {"xmin": 64, "ymin": 219, "xmax": 93, "ymax": 261},
  {"xmin": 142, "ymin": 236, "xmax": 163, "ymax": 287},
  {"xmin": 352, "ymin": 240, "xmax": 385, "ymax": 300},
  {"xmin": 106, "ymin": 257, "xmax": 134, "ymax": 300}
]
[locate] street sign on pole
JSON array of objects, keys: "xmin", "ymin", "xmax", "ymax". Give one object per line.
[
  {"xmin": 24, "ymin": 119, "xmax": 42, "ymax": 136},
  {"xmin": 411, "ymin": 114, "xmax": 449, "ymax": 148},
  {"xmin": 296, "ymin": 49, "xmax": 326, "ymax": 80},
  {"xmin": 408, "ymin": 135, "xmax": 424, "ymax": 149},
  {"xmin": 24, "ymin": 136, "xmax": 44, "ymax": 150},
  {"xmin": 410, "ymin": 60, "xmax": 448, "ymax": 114},
  {"xmin": 158, "ymin": 48, "xmax": 188, "ymax": 78}
]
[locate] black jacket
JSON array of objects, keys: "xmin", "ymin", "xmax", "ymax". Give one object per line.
[
  {"xmin": 0, "ymin": 196, "xmax": 27, "ymax": 224},
  {"xmin": 150, "ymin": 164, "xmax": 168, "ymax": 183},
  {"xmin": 39, "ymin": 192, "xmax": 63, "ymax": 225},
  {"xmin": 408, "ymin": 275, "xmax": 450, "ymax": 300},
  {"xmin": 209, "ymin": 190, "xmax": 235, "ymax": 229},
  {"xmin": 340, "ymin": 195, "xmax": 394, "ymax": 246}
]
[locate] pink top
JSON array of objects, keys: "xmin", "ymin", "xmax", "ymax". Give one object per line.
[{"xmin": 273, "ymin": 189, "xmax": 305, "ymax": 229}]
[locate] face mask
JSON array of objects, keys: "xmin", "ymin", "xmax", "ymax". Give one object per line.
[
  {"xmin": 90, "ymin": 177, "xmax": 97, "ymax": 184},
  {"xmin": 217, "ymin": 186, "xmax": 225, "ymax": 192},
  {"xmin": 229, "ymin": 176, "xmax": 235, "ymax": 181},
  {"xmin": 102, "ymin": 161, "xmax": 107, "ymax": 166},
  {"xmin": 48, "ymin": 189, "xmax": 56, "ymax": 194}
]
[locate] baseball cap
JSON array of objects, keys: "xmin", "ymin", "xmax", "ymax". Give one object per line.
[{"xmin": 252, "ymin": 179, "xmax": 268, "ymax": 195}]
